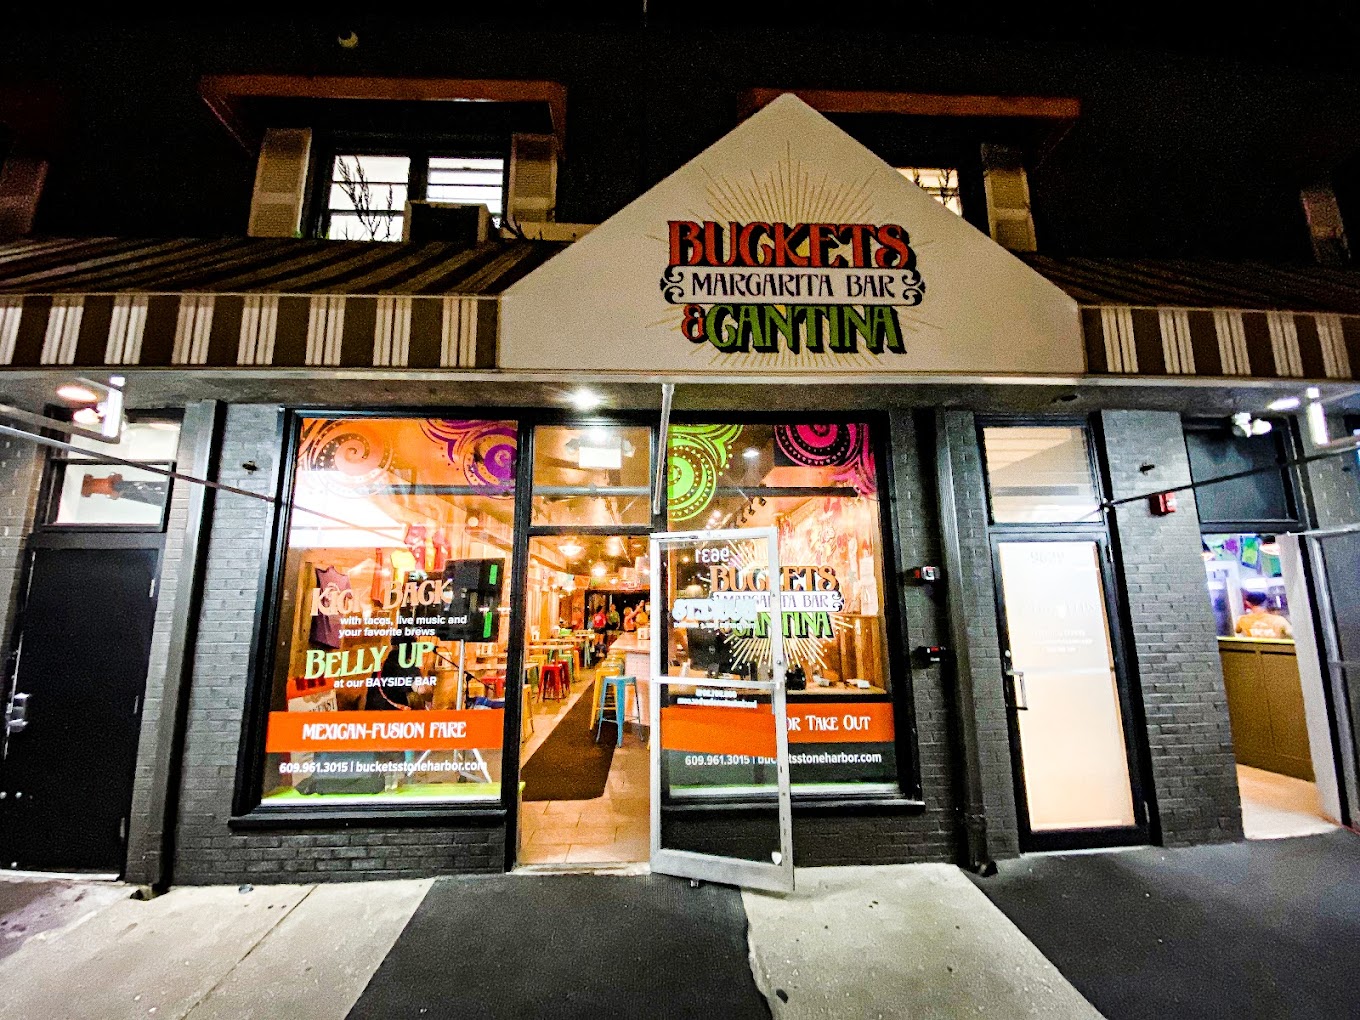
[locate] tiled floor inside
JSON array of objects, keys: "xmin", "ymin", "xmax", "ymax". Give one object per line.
[
  {"xmin": 1237, "ymin": 763, "xmax": 1340, "ymax": 839},
  {"xmin": 518, "ymin": 671, "xmax": 650, "ymax": 866}
]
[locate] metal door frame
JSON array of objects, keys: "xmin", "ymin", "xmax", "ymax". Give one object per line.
[
  {"xmin": 1278, "ymin": 529, "xmax": 1358, "ymax": 827},
  {"xmin": 648, "ymin": 526, "xmax": 793, "ymax": 893},
  {"xmin": 990, "ymin": 531, "xmax": 1152, "ymax": 852}
]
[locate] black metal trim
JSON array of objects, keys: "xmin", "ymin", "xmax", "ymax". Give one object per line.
[
  {"xmin": 978, "ymin": 412, "xmax": 1153, "ymax": 853},
  {"xmin": 500, "ymin": 419, "xmax": 535, "ymax": 870},
  {"xmin": 229, "ymin": 805, "xmax": 507, "ymax": 831},
  {"xmin": 988, "ymin": 526, "xmax": 1153, "ymax": 852},
  {"xmin": 662, "ymin": 795, "xmax": 926, "ymax": 818}
]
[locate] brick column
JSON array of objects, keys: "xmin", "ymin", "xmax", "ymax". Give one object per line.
[
  {"xmin": 1101, "ymin": 410, "xmax": 1242, "ymax": 845},
  {"xmin": 938, "ymin": 410, "xmax": 1020, "ymax": 859}
]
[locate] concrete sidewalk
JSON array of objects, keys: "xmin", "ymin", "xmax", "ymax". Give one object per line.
[
  {"xmin": 0, "ymin": 863, "xmax": 1103, "ymax": 1020},
  {"xmin": 0, "ymin": 879, "xmax": 429, "ymax": 1020},
  {"xmin": 743, "ymin": 864, "xmax": 1103, "ymax": 1019}
]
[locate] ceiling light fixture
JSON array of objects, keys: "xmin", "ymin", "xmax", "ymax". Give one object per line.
[
  {"xmin": 1266, "ymin": 396, "xmax": 1301, "ymax": 412},
  {"xmin": 56, "ymin": 383, "xmax": 98, "ymax": 404},
  {"xmin": 559, "ymin": 540, "xmax": 583, "ymax": 558},
  {"xmin": 742, "ymin": 447, "xmax": 760, "ymax": 460},
  {"xmin": 73, "ymin": 407, "xmax": 102, "ymax": 426},
  {"xmin": 591, "ymin": 563, "xmax": 607, "ymax": 577},
  {"xmin": 568, "ymin": 388, "xmax": 603, "ymax": 411}
]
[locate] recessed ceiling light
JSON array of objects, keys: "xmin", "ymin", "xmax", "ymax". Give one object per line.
[
  {"xmin": 568, "ymin": 388, "xmax": 603, "ymax": 411},
  {"xmin": 1267, "ymin": 396, "xmax": 1301, "ymax": 412},
  {"xmin": 56, "ymin": 383, "xmax": 98, "ymax": 404}
]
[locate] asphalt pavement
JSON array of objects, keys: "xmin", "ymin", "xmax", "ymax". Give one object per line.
[{"xmin": 972, "ymin": 830, "xmax": 1360, "ymax": 1020}]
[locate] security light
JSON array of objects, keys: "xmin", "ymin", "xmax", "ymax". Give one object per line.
[{"xmin": 1231, "ymin": 412, "xmax": 1272, "ymax": 437}]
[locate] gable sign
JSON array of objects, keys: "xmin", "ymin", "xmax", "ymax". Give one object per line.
[{"xmin": 500, "ymin": 95, "xmax": 1082, "ymax": 376}]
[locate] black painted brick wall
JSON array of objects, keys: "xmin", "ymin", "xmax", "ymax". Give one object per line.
[
  {"xmin": 1102, "ymin": 410, "xmax": 1243, "ymax": 845},
  {"xmin": 941, "ymin": 410, "xmax": 1022, "ymax": 860},
  {"xmin": 170, "ymin": 405, "xmax": 505, "ymax": 884},
  {"xmin": 125, "ymin": 419, "xmax": 197, "ymax": 885}
]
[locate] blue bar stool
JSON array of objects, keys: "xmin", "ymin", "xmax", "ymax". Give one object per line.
[{"xmin": 594, "ymin": 675, "xmax": 639, "ymax": 746}]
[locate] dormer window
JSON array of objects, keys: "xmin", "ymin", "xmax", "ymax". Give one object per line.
[
  {"xmin": 322, "ymin": 151, "xmax": 507, "ymax": 242},
  {"xmin": 898, "ymin": 167, "xmax": 963, "ymax": 216}
]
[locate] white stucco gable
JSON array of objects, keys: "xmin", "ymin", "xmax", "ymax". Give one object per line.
[{"xmin": 499, "ymin": 93, "xmax": 1081, "ymax": 376}]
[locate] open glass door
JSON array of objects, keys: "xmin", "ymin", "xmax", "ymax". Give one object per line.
[{"xmin": 648, "ymin": 527, "xmax": 794, "ymax": 892}]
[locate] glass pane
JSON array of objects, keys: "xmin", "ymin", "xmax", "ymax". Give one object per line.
[
  {"xmin": 997, "ymin": 541, "xmax": 1136, "ymax": 831},
  {"xmin": 530, "ymin": 425, "xmax": 652, "ymax": 526},
  {"xmin": 1185, "ymin": 424, "xmax": 1292, "ymax": 525},
  {"xmin": 332, "ymin": 154, "xmax": 411, "ymax": 186},
  {"xmin": 897, "ymin": 167, "xmax": 963, "ymax": 216},
  {"xmin": 327, "ymin": 212, "xmax": 404, "ymax": 243},
  {"xmin": 983, "ymin": 426, "xmax": 1100, "ymax": 524},
  {"xmin": 1203, "ymin": 533, "xmax": 1293, "ymax": 640},
  {"xmin": 328, "ymin": 182, "xmax": 408, "ymax": 213},
  {"xmin": 667, "ymin": 422, "xmax": 897, "ymax": 793},
  {"xmin": 52, "ymin": 419, "xmax": 180, "ymax": 526},
  {"xmin": 657, "ymin": 531, "xmax": 784, "ymax": 864},
  {"xmin": 263, "ymin": 418, "xmax": 518, "ymax": 806}
]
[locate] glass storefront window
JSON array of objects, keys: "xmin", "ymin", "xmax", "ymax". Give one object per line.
[
  {"xmin": 531, "ymin": 425, "xmax": 652, "ymax": 526},
  {"xmin": 261, "ymin": 417, "xmax": 518, "ymax": 806},
  {"xmin": 1203, "ymin": 532, "xmax": 1293, "ymax": 640},
  {"xmin": 982, "ymin": 425, "xmax": 1100, "ymax": 524},
  {"xmin": 49, "ymin": 420, "xmax": 179, "ymax": 526},
  {"xmin": 665, "ymin": 421, "xmax": 898, "ymax": 794}
]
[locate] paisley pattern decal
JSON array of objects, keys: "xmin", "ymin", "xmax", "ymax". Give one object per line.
[
  {"xmin": 420, "ymin": 419, "xmax": 518, "ymax": 488},
  {"xmin": 296, "ymin": 419, "xmax": 399, "ymax": 497},
  {"xmin": 774, "ymin": 423, "xmax": 877, "ymax": 496},
  {"xmin": 667, "ymin": 423, "xmax": 743, "ymax": 522},
  {"xmin": 296, "ymin": 418, "xmax": 518, "ymax": 497}
]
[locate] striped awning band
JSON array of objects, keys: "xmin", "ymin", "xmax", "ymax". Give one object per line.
[
  {"xmin": 0, "ymin": 292, "xmax": 497, "ymax": 369},
  {"xmin": 1023, "ymin": 255, "xmax": 1360, "ymax": 315},
  {"xmin": 0, "ymin": 237, "xmax": 561, "ymax": 296},
  {"xmin": 1081, "ymin": 306, "xmax": 1360, "ymax": 380}
]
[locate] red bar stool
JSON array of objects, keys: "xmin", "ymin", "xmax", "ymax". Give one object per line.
[{"xmin": 540, "ymin": 661, "xmax": 568, "ymax": 700}]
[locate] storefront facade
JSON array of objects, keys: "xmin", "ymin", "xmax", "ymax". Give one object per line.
[{"xmin": 0, "ymin": 96, "xmax": 1356, "ymax": 885}]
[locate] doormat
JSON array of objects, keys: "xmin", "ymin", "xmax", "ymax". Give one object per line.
[
  {"xmin": 520, "ymin": 683, "xmax": 616, "ymax": 801},
  {"xmin": 346, "ymin": 874, "xmax": 772, "ymax": 1020}
]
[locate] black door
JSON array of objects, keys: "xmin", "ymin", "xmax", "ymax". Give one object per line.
[{"xmin": 0, "ymin": 544, "xmax": 160, "ymax": 872}]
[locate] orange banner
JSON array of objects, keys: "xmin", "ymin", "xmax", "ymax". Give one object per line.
[
  {"xmin": 660, "ymin": 700, "xmax": 895, "ymax": 757},
  {"xmin": 660, "ymin": 705, "xmax": 777, "ymax": 758},
  {"xmin": 265, "ymin": 709, "xmax": 504, "ymax": 754},
  {"xmin": 787, "ymin": 702, "xmax": 895, "ymax": 744}
]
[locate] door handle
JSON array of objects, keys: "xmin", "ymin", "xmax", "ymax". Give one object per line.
[
  {"xmin": 1005, "ymin": 670, "xmax": 1028, "ymax": 711},
  {"xmin": 5, "ymin": 693, "xmax": 29, "ymax": 734}
]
